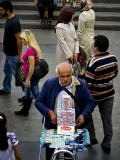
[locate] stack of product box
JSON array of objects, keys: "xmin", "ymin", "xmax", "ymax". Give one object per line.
[{"xmin": 57, "ymin": 95, "xmax": 75, "ymax": 135}]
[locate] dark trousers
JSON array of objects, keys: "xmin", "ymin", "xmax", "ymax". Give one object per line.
[
  {"xmin": 37, "ymin": 1, "xmax": 54, "ymax": 19},
  {"xmin": 85, "ymin": 97, "xmax": 114, "ymax": 148}
]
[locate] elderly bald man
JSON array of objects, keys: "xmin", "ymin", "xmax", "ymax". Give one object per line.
[
  {"xmin": 35, "ymin": 62, "xmax": 94, "ymax": 159},
  {"xmin": 35, "ymin": 62, "xmax": 94, "ymax": 128}
]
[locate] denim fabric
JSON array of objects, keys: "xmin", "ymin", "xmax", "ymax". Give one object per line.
[
  {"xmin": 25, "ymin": 79, "xmax": 39, "ymax": 100},
  {"xmin": 2, "ymin": 55, "xmax": 18, "ymax": 93}
]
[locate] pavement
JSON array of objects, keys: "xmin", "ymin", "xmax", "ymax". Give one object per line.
[{"xmin": 0, "ymin": 28, "xmax": 120, "ymax": 160}]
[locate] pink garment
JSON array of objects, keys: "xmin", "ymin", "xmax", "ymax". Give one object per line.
[{"xmin": 22, "ymin": 47, "xmax": 38, "ymax": 78}]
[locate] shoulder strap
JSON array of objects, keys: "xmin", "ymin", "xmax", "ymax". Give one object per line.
[
  {"xmin": 63, "ymin": 87, "xmax": 81, "ymax": 110},
  {"xmin": 27, "ymin": 47, "xmax": 39, "ymax": 63},
  {"xmin": 29, "ymin": 47, "xmax": 39, "ymax": 60}
]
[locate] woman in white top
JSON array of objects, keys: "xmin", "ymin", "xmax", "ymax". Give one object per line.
[
  {"xmin": 0, "ymin": 112, "xmax": 22, "ymax": 160},
  {"xmin": 55, "ymin": 7, "xmax": 79, "ymax": 65},
  {"xmin": 77, "ymin": 0, "xmax": 95, "ymax": 76}
]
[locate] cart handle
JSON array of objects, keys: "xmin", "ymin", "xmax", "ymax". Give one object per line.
[{"xmin": 50, "ymin": 149, "xmax": 75, "ymax": 160}]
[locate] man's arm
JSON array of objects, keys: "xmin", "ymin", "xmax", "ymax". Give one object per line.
[
  {"xmin": 76, "ymin": 80, "xmax": 94, "ymax": 126},
  {"xmin": 35, "ymin": 79, "xmax": 56, "ymax": 115},
  {"xmin": 35, "ymin": 82, "xmax": 50, "ymax": 116},
  {"xmin": 76, "ymin": 115, "xmax": 84, "ymax": 126},
  {"xmin": 48, "ymin": 110, "xmax": 57, "ymax": 125},
  {"xmin": 82, "ymin": 82, "xmax": 94, "ymax": 118},
  {"xmin": 15, "ymin": 32, "xmax": 22, "ymax": 63},
  {"xmin": 35, "ymin": 80, "xmax": 57, "ymax": 124}
]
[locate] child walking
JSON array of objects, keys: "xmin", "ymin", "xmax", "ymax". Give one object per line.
[{"xmin": 0, "ymin": 112, "xmax": 22, "ymax": 160}]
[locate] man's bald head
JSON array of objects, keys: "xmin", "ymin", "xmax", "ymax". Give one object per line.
[
  {"xmin": 56, "ymin": 62, "xmax": 72, "ymax": 75},
  {"xmin": 56, "ymin": 62, "xmax": 72, "ymax": 87}
]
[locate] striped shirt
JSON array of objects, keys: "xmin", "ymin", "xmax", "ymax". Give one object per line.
[{"xmin": 85, "ymin": 52, "xmax": 118, "ymax": 101}]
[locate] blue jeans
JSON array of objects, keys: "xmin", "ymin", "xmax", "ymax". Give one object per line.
[
  {"xmin": 2, "ymin": 55, "xmax": 18, "ymax": 93},
  {"xmin": 25, "ymin": 79, "xmax": 39, "ymax": 100}
]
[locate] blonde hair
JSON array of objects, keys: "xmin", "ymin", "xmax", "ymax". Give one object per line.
[{"xmin": 20, "ymin": 30, "xmax": 42, "ymax": 59}]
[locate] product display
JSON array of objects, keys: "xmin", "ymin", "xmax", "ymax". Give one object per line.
[
  {"xmin": 40, "ymin": 128, "xmax": 90, "ymax": 149},
  {"xmin": 57, "ymin": 95, "xmax": 75, "ymax": 135},
  {"xmin": 40, "ymin": 95, "xmax": 90, "ymax": 158}
]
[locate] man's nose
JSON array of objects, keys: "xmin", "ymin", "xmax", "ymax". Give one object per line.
[{"xmin": 63, "ymin": 77, "xmax": 67, "ymax": 81}]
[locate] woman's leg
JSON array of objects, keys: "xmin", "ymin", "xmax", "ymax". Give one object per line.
[
  {"xmin": 30, "ymin": 80, "xmax": 40, "ymax": 99},
  {"xmin": 14, "ymin": 82, "xmax": 33, "ymax": 116}
]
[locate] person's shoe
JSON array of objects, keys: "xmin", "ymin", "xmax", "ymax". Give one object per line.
[
  {"xmin": 41, "ymin": 19, "xmax": 45, "ymax": 29},
  {"xmin": 14, "ymin": 110, "xmax": 28, "ymax": 116},
  {"xmin": 90, "ymin": 138, "xmax": 98, "ymax": 145},
  {"xmin": 101, "ymin": 143, "xmax": 111, "ymax": 154},
  {"xmin": 18, "ymin": 96, "xmax": 25, "ymax": 102},
  {"xmin": 46, "ymin": 19, "xmax": 51, "ymax": 29},
  {"xmin": 0, "ymin": 90, "xmax": 10, "ymax": 95},
  {"xmin": 14, "ymin": 99, "xmax": 32, "ymax": 116}
]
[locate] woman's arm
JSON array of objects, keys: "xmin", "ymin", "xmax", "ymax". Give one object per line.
[
  {"xmin": 56, "ymin": 28, "xmax": 73, "ymax": 60},
  {"xmin": 13, "ymin": 145, "xmax": 22, "ymax": 160},
  {"xmin": 26, "ymin": 56, "xmax": 35, "ymax": 88},
  {"xmin": 77, "ymin": 14, "xmax": 86, "ymax": 42}
]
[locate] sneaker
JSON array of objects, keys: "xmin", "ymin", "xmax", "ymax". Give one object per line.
[
  {"xmin": 18, "ymin": 96, "xmax": 25, "ymax": 103},
  {"xmin": 46, "ymin": 19, "xmax": 51, "ymax": 29},
  {"xmin": 0, "ymin": 90, "xmax": 10, "ymax": 95},
  {"xmin": 101, "ymin": 143, "xmax": 111, "ymax": 154},
  {"xmin": 41, "ymin": 19, "xmax": 45, "ymax": 29},
  {"xmin": 90, "ymin": 138, "xmax": 98, "ymax": 145}
]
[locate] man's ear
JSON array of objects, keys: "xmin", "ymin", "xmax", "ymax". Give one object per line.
[
  {"xmin": 6, "ymin": 9, "xmax": 10, "ymax": 14},
  {"xmin": 94, "ymin": 46, "xmax": 99, "ymax": 52}
]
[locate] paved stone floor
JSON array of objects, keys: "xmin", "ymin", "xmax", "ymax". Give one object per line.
[{"xmin": 0, "ymin": 28, "xmax": 120, "ymax": 160}]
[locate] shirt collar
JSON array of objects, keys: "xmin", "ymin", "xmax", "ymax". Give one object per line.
[
  {"xmin": 95, "ymin": 52, "xmax": 109, "ymax": 57},
  {"xmin": 59, "ymin": 78, "xmax": 73, "ymax": 89}
]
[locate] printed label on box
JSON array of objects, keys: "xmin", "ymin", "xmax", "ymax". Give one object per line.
[{"xmin": 57, "ymin": 126, "xmax": 75, "ymax": 135}]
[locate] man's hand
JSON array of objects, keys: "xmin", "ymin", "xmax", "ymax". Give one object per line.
[
  {"xmin": 69, "ymin": 55, "xmax": 74, "ymax": 61},
  {"xmin": 73, "ymin": 53, "xmax": 78, "ymax": 61},
  {"xmin": 15, "ymin": 32, "xmax": 22, "ymax": 63},
  {"xmin": 48, "ymin": 110, "xmax": 57, "ymax": 125},
  {"xmin": 76, "ymin": 115, "xmax": 84, "ymax": 126}
]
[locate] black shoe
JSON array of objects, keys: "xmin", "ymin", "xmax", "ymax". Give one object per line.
[
  {"xmin": 0, "ymin": 90, "xmax": 10, "ymax": 95},
  {"xmin": 18, "ymin": 96, "xmax": 25, "ymax": 102},
  {"xmin": 46, "ymin": 19, "xmax": 51, "ymax": 29},
  {"xmin": 14, "ymin": 99, "xmax": 32, "ymax": 116},
  {"xmin": 101, "ymin": 143, "xmax": 111, "ymax": 154},
  {"xmin": 41, "ymin": 19, "xmax": 45, "ymax": 29},
  {"xmin": 14, "ymin": 110, "xmax": 28, "ymax": 116},
  {"xmin": 90, "ymin": 138, "xmax": 98, "ymax": 145}
]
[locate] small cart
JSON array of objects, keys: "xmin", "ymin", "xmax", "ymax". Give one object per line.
[{"xmin": 39, "ymin": 128, "xmax": 90, "ymax": 160}]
